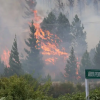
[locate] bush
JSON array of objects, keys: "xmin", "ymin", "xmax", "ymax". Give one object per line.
[
  {"xmin": 48, "ymin": 82, "xmax": 76, "ymax": 98},
  {"xmin": 0, "ymin": 74, "xmax": 51, "ymax": 100}
]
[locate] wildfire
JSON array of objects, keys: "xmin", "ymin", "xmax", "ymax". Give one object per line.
[
  {"xmin": 76, "ymin": 57, "xmax": 81, "ymax": 80},
  {"xmin": 30, "ymin": 10, "xmax": 69, "ymax": 64},
  {"xmin": 1, "ymin": 49, "xmax": 10, "ymax": 67}
]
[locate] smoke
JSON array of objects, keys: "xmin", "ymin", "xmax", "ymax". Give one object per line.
[
  {"xmin": 0, "ymin": 0, "xmax": 37, "ymax": 57},
  {"xmin": 0, "ymin": 0, "xmax": 100, "ymax": 80},
  {"xmin": 35, "ymin": 0, "xmax": 100, "ymax": 80}
]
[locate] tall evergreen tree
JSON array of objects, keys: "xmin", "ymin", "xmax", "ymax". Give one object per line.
[
  {"xmin": 94, "ymin": 41, "xmax": 100, "ymax": 69},
  {"xmin": 57, "ymin": 12, "xmax": 72, "ymax": 42},
  {"xmin": 4, "ymin": 35, "xmax": 23, "ymax": 77},
  {"xmin": 40, "ymin": 12, "xmax": 57, "ymax": 33},
  {"xmin": 65, "ymin": 47, "xmax": 77, "ymax": 82},
  {"xmin": 24, "ymin": 21, "xmax": 44, "ymax": 78},
  {"xmin": 89, "ymin": 48, "xmax": 95, "ymax": 64},
  {"xmin": 79, "ymin": 50, "xmax": 92, "ymax": 81},
  {"xmin": 0, "ymin": 59, "xmax": 5, "ymax": 75},
  {"xmin": 71, "ymin": 15, "xmax": 87, "ymax": 57}
]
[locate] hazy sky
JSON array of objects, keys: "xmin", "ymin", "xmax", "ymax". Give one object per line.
[
  {"xmin": 36, "ymin": 0, "xmax": 100, "ymax": 51},
  {"xmin": 0, "ymin": 0, "xmax": 100, "ymax": 54}
]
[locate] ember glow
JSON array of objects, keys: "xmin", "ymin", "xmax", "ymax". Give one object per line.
[
  {"xmin": 1, "ymin": 49, "xmax": 10, "ymax": 67},
  {"xmin": 30, "ymin": 10, "xmax": 69, "ymax": 64},
  {"xmin": 76, "ymin": 58, "xmax": 81, "ymax": 80}
]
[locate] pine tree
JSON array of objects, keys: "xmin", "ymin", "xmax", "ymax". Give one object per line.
[
  {"xmin": 94, "ymin": 41, "xmax": 100, "ymax": 69},
  {"xmin": 65, "ymin": 47, "xmax": 77, "ymax": 82},
  {"xmin": 0, "ymin": 59, "xmax": 5, "ymax": 75},
  {"xmin": 57, "ymin": 12, "xmax": 72, "ymax": 42},
  {"xmin": 89, "ymin": 48, "xmax": 95, "ymax": 64},
  {"xmin": 71, "ymin": 15, "xmax": 87, "ymax": 57},
  {"xmin": 79, "ymin": 50, "xmax": 92, "ymax": 81},
  {"xmin": 40, "ymin": 12, "xmax": 57, "ymax": 33},
  {"xmin": 24, "ymin": 21, "xmax": 44, "ymax": 78},
  {"xmin": 4, "ymin": 35, "xmax": 23, "ymax": 77}
]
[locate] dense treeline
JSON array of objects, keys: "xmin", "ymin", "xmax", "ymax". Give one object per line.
[
  {"xmin": 0, "ymin": 74, "xmax": 100, "ymax": 100},
  {"xmin": 0, "ymin": 12, "xmax": 99, "ymax": 82}
]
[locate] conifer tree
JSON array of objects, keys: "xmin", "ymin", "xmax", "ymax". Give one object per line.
[
  {"xmin": 24, "ymin": 21, "xmax": 44, "ymax": 78},
  {"xmin": 4, "ymin": 35, "xmax": 23, "ymax": 77},
  {"xmin": 57, "ymin": 12, "xmax": 72, "ymax": 42},
  {"xmin": 89, "ymin": 48, "xmax": 95, "ymax": 65},
  {"xmin": 79, "ymin": 50, "xmax": 92, "ymax": 81},
  {"xmin": 94, "ymin": 41, "xmax": 100, "ymax": 69},
  {"xmin": 71, "ymin": 15, "xmax": 87, "ymax": 57},
  {"xmin": 65, "ymin": 47, "xmax": 77, "ymax": 82},
  {"xmin": 0, "ymin": 59, "xmax": 5, "ymax": 75},
  {"xmin": 41, "ymin": 12, "xmax": 57, "ymax": 33}
]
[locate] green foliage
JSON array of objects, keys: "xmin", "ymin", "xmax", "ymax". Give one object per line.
[
  {"xmin": 76, "ymin": 83, "xmax": 85, "ymax": 92},
  {"xmin": 41, "ymin": 74, "xmax": 51, "ymax": 83},
  {"xmin": 65, "ymin": 47, "xmax": 77, "ymax": 82},
  {"xmin": 0, "ymin": 75, "xmax": 51, "ymax": 100},
  {"xmin": 48, "ymin": 82, "xmax": 76, "ymax": 98},
  {"xmin": 24, "ymin": 21, "xmax": 44, "ymax": 78},
  {"xmin": 79, "ymin": 50, "xmax": 92, "ymax": 81},
  {"xmin": 4, "ymin": 35, "xmax": 23, "ymax": 77},
  {"xmin": 1, "ymin": 75, "xmax": 100, "ymax": 100},
  {"xmin": 94, "ymin": 41, "xmax": 100, "ymax": 69}
]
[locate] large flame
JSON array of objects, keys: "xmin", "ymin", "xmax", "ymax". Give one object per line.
[
  {"xmin": 1, "ymin": 49, "xmax": 10, "ymax": 67},
  {"xmin": 30, "ymin": 10, "xmax": 69, "ymax": 64}
]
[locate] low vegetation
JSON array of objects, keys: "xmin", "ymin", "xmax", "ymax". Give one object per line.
[{"xmin": 0, "ymin": 74, "xmax": 100, "ymax": 100}]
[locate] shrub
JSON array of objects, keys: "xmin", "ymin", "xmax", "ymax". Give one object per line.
[
  {"xmin": 0, "ymin": 74, "xmax": 51, "ymax": 100},
  {"xmin": 48, "ymin": 82, "xmax": 76, "ymax": 98}
]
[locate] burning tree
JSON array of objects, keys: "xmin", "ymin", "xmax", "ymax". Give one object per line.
[
  {"xmin": 79, "ymin": 50, "xmax": 92, "ymax": 81},
  {"xmin": 4, "ymin": 35, "xmax": 23, "ymax": 77},
  {"xmin": 65, "ymin": 47, "xmax": 77, "ymax": 82},
  {"xmin": 24, "ymin": 21, "xmax": 44, "ymax": 78}
]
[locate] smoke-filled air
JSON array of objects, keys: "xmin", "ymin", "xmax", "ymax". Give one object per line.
[{"xmin": 0, "ymin": 0, "xmax": 100, "ymax": 83}]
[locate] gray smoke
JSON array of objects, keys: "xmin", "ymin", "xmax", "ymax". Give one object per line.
[{"xmin": 0, "ymin": 0, "xmax": 100, "ymax": 80}]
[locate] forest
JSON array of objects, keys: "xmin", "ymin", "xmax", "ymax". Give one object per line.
[{"xmin": 0, "ymin": 0, "xmax": 100, "ymax": 100}]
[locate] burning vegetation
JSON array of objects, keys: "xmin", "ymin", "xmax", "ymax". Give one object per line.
[{"xmin": 0, "ymin": 0, "xmax": 100, "ymax": 83}]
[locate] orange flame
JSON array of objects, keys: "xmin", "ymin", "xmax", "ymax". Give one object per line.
[
  {"xmin": 1, "ymin": 49, "xmax": 10, "ymax": 67},
  {"xmin": 76, "ymin": 57, "xmax": 81, "ymax": 80},
  {"xmin": 29, "ymin": 10, "xmax": 69, "ymax": 64}
]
